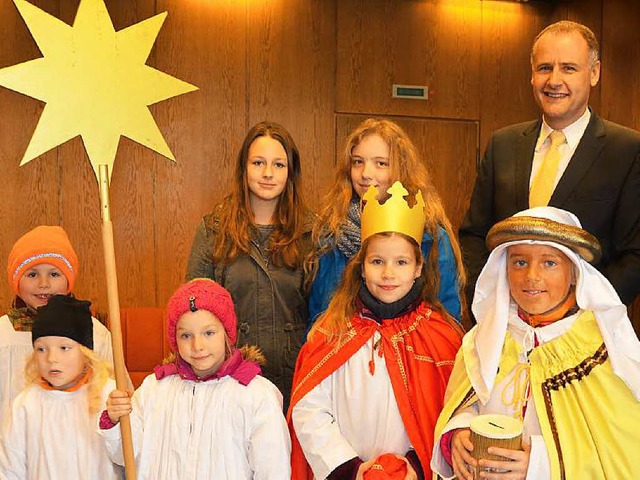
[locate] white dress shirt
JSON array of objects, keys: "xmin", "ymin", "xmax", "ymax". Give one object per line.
[{"xmin": 529, "ymin": 108, "xmax": 591, "ymax": 191}]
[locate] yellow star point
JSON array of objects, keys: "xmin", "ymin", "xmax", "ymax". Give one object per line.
[{"xmin": 0, "ymin": 0, "xmax": 198, "ymax": 182}]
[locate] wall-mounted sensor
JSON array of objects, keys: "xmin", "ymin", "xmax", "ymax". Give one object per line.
[{"xmin": 392, "ymin": 84, "xmax": 429, "ymax": 100}]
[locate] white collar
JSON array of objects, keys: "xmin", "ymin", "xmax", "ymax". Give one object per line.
[{"xmin": 536, "ymin": 108, "xmax": 591, "ymax": 151}]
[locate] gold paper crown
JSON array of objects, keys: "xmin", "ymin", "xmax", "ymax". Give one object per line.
[{"xmin": 361, "ymin": 181, "xmax": 426, "ymax": 244}]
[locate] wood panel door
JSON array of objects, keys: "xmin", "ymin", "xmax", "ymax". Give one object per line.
[
  {"xmin": 336, "ymin": 114, "xmax": 477, "ymax": 231},
  {"xmin": 337, "ymin": 0, "xmax": 482, "ymax": 121}
]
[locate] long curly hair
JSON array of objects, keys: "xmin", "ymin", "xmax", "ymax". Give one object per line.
[
  {"xmin": 308, "ymin": 118, "xmax": 466, "ymax": 312},
  {"xmin": 25, "ymin": 345, "xmax": 113, "ymax": 415},
  {"xmin": 211, "ymin": 121, "xmax": 307, "ymax": 269}
]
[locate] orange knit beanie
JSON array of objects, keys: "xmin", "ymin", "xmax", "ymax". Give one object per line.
[{"xmin": 7, "ymin": 226, "xmax": 79, "ymax": 294}]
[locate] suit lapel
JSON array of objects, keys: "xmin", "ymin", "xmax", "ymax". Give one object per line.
[
  {"xmin": 551, "ymin": 113, "xmax": 606, "ymax": 206},
  {"xmin": 515, "ymin": 120, "xmax": 541, "ymax": 211}
]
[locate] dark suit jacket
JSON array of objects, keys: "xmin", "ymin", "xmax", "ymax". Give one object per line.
[{"xmin": 460, "ymin": 112, "xmax": 640, "ymax": 305}]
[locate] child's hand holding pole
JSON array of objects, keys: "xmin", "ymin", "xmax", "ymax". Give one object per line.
[{"xmin": 106, "ymin": 389, "xmax": 133, "ymax": 425}]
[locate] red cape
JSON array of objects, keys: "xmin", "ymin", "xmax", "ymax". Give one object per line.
[{"xmin": 287, "ymin": 302, "xmax": 462, "ymax": 479}]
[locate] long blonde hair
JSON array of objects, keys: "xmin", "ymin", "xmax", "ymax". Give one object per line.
[
  {"xmin": 25, "ymin": 345, "xmax": 113, "ymax": 415},
  {"xmin": 310, "ymin": 232, "xmax": 455, "ymax": 342},
  {"xmin": 211, "ymin": 121, "xmax": 307, "ymax": 269},
  {"xmin": 309, "ymin": 118, "xmax": 466, "ymax": 313}
]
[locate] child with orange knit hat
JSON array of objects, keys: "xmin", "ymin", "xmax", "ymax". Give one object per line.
[{"xmin": 0, "ymin": 225, "xmax": 116, "ymax": 419}]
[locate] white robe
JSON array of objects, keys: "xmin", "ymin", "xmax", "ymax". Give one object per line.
[
  {"xmin": 99, "ymin": 372, "xmax": 291, "ymax": 480},
  {"xmin": 0, "ymin": 379, "xmax": 121, "ymax": 480},
  {"xmin": 292, "ymin": 331, "xmax": 411, "ymax": 480},
  {"xmin": 0, "ymin": 313, "xmax": 115, "ymax": 420}
]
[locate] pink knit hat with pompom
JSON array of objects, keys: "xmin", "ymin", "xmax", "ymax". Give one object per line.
[{"xmin": 166, "ymin": 278, "xmax": 237, "ymax": 351}]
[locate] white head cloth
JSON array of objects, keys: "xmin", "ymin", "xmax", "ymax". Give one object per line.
[{"xmin": 465, "ymin": 206, "xmax": 640, "ymax": 403}]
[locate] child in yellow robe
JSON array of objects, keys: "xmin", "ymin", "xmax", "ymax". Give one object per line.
[{"xmin": 431, "ymin": 207, "xmax": 640, "ymax": 480}]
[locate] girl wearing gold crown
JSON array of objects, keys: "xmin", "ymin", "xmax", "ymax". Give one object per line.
[
  {"xmin": 289, "ymin": 181, "xmax": 463, "ymax": 479},
  {"xmin": 308, "ymin": 118, "xmax": 465, "ymax": 331}
]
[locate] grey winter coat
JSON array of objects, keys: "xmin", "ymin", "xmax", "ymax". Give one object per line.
[{"xmin": 185, "ymin": 210, "xmax": 313, "ymax": 410}]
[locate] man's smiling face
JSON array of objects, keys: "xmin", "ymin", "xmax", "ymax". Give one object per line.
[{"xmin": 531, "ymin": 30, "xmax": 600, "ymax": 130}]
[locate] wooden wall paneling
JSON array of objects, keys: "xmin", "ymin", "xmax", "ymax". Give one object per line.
[
  {"xmin": 336, "ymin": 114, "xmax": 477, "ymax": 232},
  {"xmin": 54, "ymin": 134, "xmax": 108, "ymax": 314},
  {"xmin": 478, "ymin": 1, "xmax": 554, "ymax": 155},
  {"xmin": 601, "ymin": 0, "xmax": 640, "ymax": 333},
  {"xmin": 551, "ymin": 0, "xmax": 602, "ymax": 33},
  {"xmin": 0, "ymin": 0, "xmax": 61, "ymax": 309},
  {"xmin": 600, "ymin": 0, "xmax": 640, "ymax": 131},
  {"xmin": 154, "ymin": 0, "xmax": 248, "ymax": 305},
  {"xmin": 247, "ymin": 0, "xmax": 336, "ymax": 209},
  {"xmin": 337, "ymin": 0, "xmax": 482, "ymax": 121}
]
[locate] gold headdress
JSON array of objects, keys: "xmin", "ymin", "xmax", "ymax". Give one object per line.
[
  {"xmin": 361, "ymin": 181, "xmax": 426, "ymax": 244},
  {"xmin": 486, "ymin": 215, "xmax": 602, "ymax": 264}
]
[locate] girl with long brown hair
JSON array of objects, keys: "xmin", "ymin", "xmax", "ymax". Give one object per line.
[
  {"xmin": 308, "ymin": 118, "xmax": 466, "ymax": 328},
  {"xmin": 186, "ymin": 121, "xmax": 313, "ymax": 408}
]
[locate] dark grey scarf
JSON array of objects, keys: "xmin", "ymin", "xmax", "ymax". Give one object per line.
[{"xmin": 335, "ymin": 198, "xmax": 362, "ymax": 259}]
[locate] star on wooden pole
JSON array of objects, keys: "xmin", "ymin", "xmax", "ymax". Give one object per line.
[{"xmin": 0, "ymin": 2, "xmax": 198, "ymax": 478}]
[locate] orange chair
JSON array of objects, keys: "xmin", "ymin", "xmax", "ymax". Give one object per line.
[{"xmin": 120, "ymin": 307, "xmax": 170, "ymax": 388}]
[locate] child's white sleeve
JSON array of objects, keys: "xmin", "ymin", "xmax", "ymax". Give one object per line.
[
  {"xmin": 525, "ymin": 434, "xmax": 550, "ymax": 480},
  {"xmin": 291, "ymin": 375, "xmax": 359, "ymax": 480},
  {"xmin": 0, "ymin": 396, "xmax": 28, "ymax": 479},
  {"xmin": 247, "ymin": 379, "xmax": 291, "ymax": 480},
  {"xmin": 431, "ymin": 403, "xmax": 479, "ymax": 480}
]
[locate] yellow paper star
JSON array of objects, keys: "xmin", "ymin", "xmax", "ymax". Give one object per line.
[{"xmin": 0, "ymin": 0, "xmax": 198, "ymax": 182}]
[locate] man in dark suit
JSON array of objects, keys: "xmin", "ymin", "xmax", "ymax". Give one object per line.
[{"xmin": 461, "ymin": 20, "xmax": 640, "ymax": 308}]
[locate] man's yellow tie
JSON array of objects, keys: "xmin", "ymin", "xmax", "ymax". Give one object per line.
[{"xmin": 529, "ymin": 130, "xmax": 566, "ymax": 207}]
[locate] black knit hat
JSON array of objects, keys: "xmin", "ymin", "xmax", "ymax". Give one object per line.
[{"xmin": 32, "ymin": 295, "xmax": 93, "ymax": 349}]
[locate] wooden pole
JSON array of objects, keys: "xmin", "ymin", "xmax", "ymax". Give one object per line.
[{"xmin": 98, "ymin": 164, "xmax": 137, "ymax": 480}]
